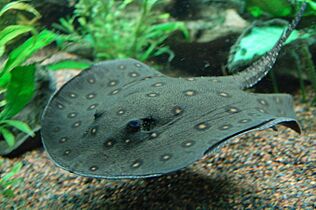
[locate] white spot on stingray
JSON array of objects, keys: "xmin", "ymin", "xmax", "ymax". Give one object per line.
[
  {"xmin": 69, "ymin": 93, "xmax": 77, "ymax": 98},
  {"xmin": 89, "ymin": 166, "xmax": 98, "ymax": 171},
  {"xmin": 227, "ymin": 107, "xmax": 239, "ymax": 113},
  {"xmin": 64, "ymin": 150, "xmax": 71, "ymax": 155},
  {"xmin": 111, "ymin": 89, "xmax": 120, "ymax": 95},
  {"xmin": 239, "ymin": 119, "xmax": 250, "ymax": 123},
  {"xmin": 161, "ymin": 154, "xmax": 171, "ymax": 161},
  {"xmin": 150, "ymin": 132, "xmax": 158, "ymax": 138},
  {"xmin": 257, "ymin": 108, "xmax": 267, "ymax": 113},
  {"xmin": 135, "ymin": 63, "xmax": 142, "ymax": 68},
  {"xmin": 91, "ymin": 128, "xmax": 97, "ymax": 134},
  {"xmin": 57, "ymin": 104, "xmax": 64, "ymax": 109},
  {"xmin": 87, "ymin": 78, "xmax": 96, "ymax": 84},
  {"xmin": 109, "ymin": 80, "xmax": 117, "ymax": 86},
  {"xmin": 184, "ymin": 90, "xmax": 196, "ymax": 96},
  {"xmin": 117, "ymin": 109, "xmax": 125, "ymax": 115},
  {"xmin": 73, "ymin": 121, "xmax": 81, "ymax": 128},
  {"xmin": 195, "ymin": 123, "xmax": 209, "ymax": 130},
  {"xmin": 173, "ymin": 106, "xmax": 183, "ymax": 115},
  {"xmin": 147, "ymin": 93, "xmax": 159, "ymax": 97},
  {"xmin": 59, "ymin": 137, "xmax": 67, "ymax": 143},
  {"xmin": 106, "ymin": 141, "xmax": 113, "ymax": 146},
  {"xmin": 182, "ymin": 140, "xmax": 195, "ymax": 147},
  {"xmin": 86, "ymin": 93, "xmax": 96, "ymax": 99},
  {"xmin": 88, "ymin": 104, "xmax": 98, "ymax": 110},
  {"xmin": 131, "ymin": 160, "xmax": 142, "ymax": 168},
  {"xmin": 118, "ymin": 64, "xmax": 125, "ymax": 70},
  {"xmin": 68, "ymin": 112, "xmax": 77, "ymax": 118},
  {"xmin": 153, "ymin": 82, "xmax": 163, "ymax": 87},
  {"xmin": 258, "ymin": 99, "xmax": 268, "ymax": 106},
  {"xmin": 219, "ymin": 124, "xmax": 232, "ymax": 130},
  {"xmin": 185, "ymin": 142, "xmax": 192, "ymax": 146},
  {"xmin": 218, "ymin": 92, "xmax": 230, "ymax": 97}
]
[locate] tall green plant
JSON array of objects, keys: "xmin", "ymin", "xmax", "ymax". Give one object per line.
[
  {"xmin": 54, "ymin": 0, "xmax": 189, "ymax": 61},
  {"xmin": 0, "ymin": 1, "xmax": 90, "ymax": 150},
  {"xmin": 0, "ymin": 1, "xmax": 56, "ymax": 148}
]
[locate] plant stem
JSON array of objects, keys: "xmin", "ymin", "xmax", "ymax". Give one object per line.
[
  {"xmin": 269, "ymin": 70, "xmax": 279, "ymax": 93},
  {"xmin": 291, "ymin": 50, "xmax": 306, "ymax": 102},
  {"xmin": 131, "ymin": 0, "xmax": 149, "ymax": 59}
]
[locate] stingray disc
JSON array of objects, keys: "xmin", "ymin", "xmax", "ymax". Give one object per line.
[{"xmin": 41, "ymin": 58, "xmax": 301, "ymax": 179}]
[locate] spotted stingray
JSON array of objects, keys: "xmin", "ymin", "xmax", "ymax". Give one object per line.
[{"xmin": 41, "ymin": 3, "xmax": 306, "ymax": 179}]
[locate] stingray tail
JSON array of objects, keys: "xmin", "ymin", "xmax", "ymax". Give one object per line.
[{"xmin": 232, "ymin": 2, "xmax": 307, "ymax": 89}]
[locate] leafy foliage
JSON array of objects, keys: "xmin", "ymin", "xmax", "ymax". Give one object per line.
[
  {"xmin": 0, "ymin": 2, "xmax": 49, "ymax": 148},
  {"xmin": 46, "ymin": 60, "xmax": 91, "ymax": 71},
  {"xmin": 54, "ymin": 0, "xmax": 189, "ymax": 61},
  {"xmin": 0, "ymin": 160, "xmax": 23, "ymax": 198},
  {"xmin": 0, "ymin": 0, "xmax": 41, "ymax": 25},
  {"xmin": 0, "ymin": 1, "xmax": 91, "ymax": 150},
  {"xmin": 246, "ymin": 0, "xmax": 316, "ymax": 17}
]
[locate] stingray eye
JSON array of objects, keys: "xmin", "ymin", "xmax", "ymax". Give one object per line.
[{"xmin": 127, "ymin": 119, "xmax": 142, "ymax": 132}]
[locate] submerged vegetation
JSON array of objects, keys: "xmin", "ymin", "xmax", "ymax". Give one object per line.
[
  {"xmin": 246, "ymin": 0, "xmax": 316, "ymax": 17},
  {"xmin": 54, "ymin": 0, "xmax": 189, "ymax": 61},
  {"xmin": 0, "ymin": 1, "xmax": 54, "ymax": 149},
  {"xmin": 0, "ymin": 1, "xmax": 87, "ymax": 153}
]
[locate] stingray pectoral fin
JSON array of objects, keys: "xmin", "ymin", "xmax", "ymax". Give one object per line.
[
  {"xmin": 204, "ymin": 93, "xmax": 301, "ymax": 155},
  {"xmin": 204, "ymin": 117, "xmax": 300, "ymax": 156},
  {"xmin": 252, "ymin": 93, "xmax": 301, "ymax": 130}
]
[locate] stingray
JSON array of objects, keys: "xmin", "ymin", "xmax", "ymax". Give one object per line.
[{"xmin": 41, "ymin": 3, "xmax": 306, "ymax": 179}]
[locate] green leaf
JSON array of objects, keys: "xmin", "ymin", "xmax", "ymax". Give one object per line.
[
  {"xmin": 0, "ymin": 127, "xmax": 15, "ymax": 147},
  {"xmin": 231, "ymin": 26, "xmax": 301, "ymax": 65},
  {"xmin": 248, "ymin": 6, "xmax": 263, "ymax": 17},
  {"xmin": 46, "ymin": 60, "xmax": 91, "ymax": 71},
  {"xmin": 0, "ymin": 72, "xmax": 11, "ymax": 88},
  {"xmin": 246, "ymin": 0, "xmax": 292, "ymax": 17},
  {"xmin": 1, "ymin": 120, "xmax": 34, "ymax": 136},
  {"xmin": 2, "ymin": 162, "xmax": 22, "ymax": 181},
  {"xmin": 0, "ymin": 25, "xmax": 35, "ymax": 57},
  {"xmin": 0, "ymin": 65, "xmax": 36, "ymax": 120},
  {"xmin": 0, "ymin": 30, "xmax": 56, "ymax": 77},
  {"xmin": 10, "ymin": 162, "xmax": 22, "ymax": 174},
  {"xmin": 0, "ymin": 1, "xmax": 41, "ymax": 19},
  {"xmin": 2, "ymin": 189, "xmax": 14, "ymax": 198}
]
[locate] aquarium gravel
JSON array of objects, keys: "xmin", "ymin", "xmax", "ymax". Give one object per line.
[{"xmin": 1, "ymin": 87, "xmax": 315, "ymax": 209}]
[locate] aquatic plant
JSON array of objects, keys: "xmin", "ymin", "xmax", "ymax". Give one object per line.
[
  {"xmin": 246, "ymin": 0, "xmax": 316, "ymax": 17},
  {"xmin": 54, "ymin": 0, "xmax": 189, "ymax": 61},
  {"xmin": 0, "ymin": 1, "xmax": 54, "ymax": 150},
  {"xmin": 0, "ymin": 1, "xmax": 89, "ymax": 153},
  {"xmin": 0, "ymin": 160, "xmax": 23, "ymax": 198}
]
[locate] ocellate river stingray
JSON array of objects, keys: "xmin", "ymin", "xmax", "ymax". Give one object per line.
[{"xmin": 41, "ymin": 3, "xmax": 306, "ymax": 179}]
